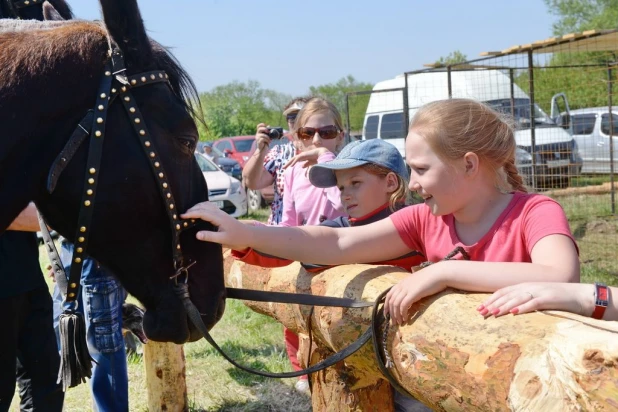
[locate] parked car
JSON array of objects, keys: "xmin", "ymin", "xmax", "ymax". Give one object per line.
[
  {"xmin": 196, "ymin": 142, "xmax": 243, "ymax": 181},
  {"xmin": 195, "ymin": 153, "xmax": 247, "ymax": 218},
  {"xmin": 213, "ymin": 136, "xmax": 255, "ymax": 167},
  {"xmin": 559, "ymin": 107, "xmax": 618, "ymax": 174},
  {"xmin": 246, "ymin": 135, "xmax": 293, "ymax": 212}
]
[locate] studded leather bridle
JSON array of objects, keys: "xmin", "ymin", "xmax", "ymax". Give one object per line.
[{"xmin": 40, "ymin": 44, "xmax": 198, "ymax": 309}]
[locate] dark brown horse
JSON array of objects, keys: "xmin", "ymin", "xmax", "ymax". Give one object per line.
[{"xmin": 0, "ymin": 0, "xmax": 225, "ymax": 344}]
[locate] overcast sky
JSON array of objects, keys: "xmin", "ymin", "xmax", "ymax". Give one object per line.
[{"xmin": 72, "ymin": 0, "xmax": 558, "ymax": 95}]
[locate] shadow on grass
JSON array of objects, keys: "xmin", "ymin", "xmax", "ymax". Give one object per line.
[
  {"xmin": 191, "ymin": 341, "xmax": 289, "ymax": 386},
  {"xmin": 189, "ymin": 380, "xmax": 311, "ymax": 412}
]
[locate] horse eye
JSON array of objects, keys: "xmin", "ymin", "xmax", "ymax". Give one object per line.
[{"xmin": 178, "ymin": 138, "xmax": 195, "ymax": 151}]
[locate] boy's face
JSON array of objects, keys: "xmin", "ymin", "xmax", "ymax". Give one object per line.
[{"xmin": 335, "ymin": 167, "xmax": 396, "ymax": 218}]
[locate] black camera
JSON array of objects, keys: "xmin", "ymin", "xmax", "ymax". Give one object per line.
[{"xmin": 267, "ymin": 127, "xmax": 284, "ymax": 140}]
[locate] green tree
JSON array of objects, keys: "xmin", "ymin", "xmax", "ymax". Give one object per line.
[
  {"xmin": 309, "ymin": 75, "xmax": 374, "ymax": 132},
  {"xmin": 434, "ymin": 50, "xmax": 468, "ymax": 66},
  {"xmin": 522, "ymin": 0, "xmax": 618, "ymax": 112},
  {"xmin": 545, "ymin": 0, "xmax": 618, "ymax": 35},
  {"xmin": 198, "ymin": 80, "xmax": 288, "ymax": 140}
]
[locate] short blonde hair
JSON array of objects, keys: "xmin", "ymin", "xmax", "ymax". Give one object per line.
[
  {"xmin": 410, "ymin": 98, "xmax": 527, "ymax": 193},
  {"xmin": 360, "ymin": 163, "xmax": 407, "ymax": 211}
]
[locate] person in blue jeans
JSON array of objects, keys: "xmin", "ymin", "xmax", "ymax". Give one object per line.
[{"xmin": 53, "ymin": 240, "xmax": 129, "ymax": 412}]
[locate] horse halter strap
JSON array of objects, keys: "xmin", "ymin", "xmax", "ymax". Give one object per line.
[{"xmin": 51, "ymin": 46, "xmax": 188, "ymax": 305}]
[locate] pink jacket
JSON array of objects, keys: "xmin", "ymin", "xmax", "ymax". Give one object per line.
[{"xmin": 280, "ymin": 152, "xmax": 345, "ymax": 227}]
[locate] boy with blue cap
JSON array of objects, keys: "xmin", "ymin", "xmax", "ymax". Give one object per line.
[{"xmin": 232, "ymin": 139, "xmax": 424, "ymax": 271}]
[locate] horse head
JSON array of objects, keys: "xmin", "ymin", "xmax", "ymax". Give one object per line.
[{"xmin": 0, "ymin": 0, "xmax": 225, "ymax": 344}]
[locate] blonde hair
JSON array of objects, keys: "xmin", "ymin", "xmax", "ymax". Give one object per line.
[
  {"xmin": 360, "ymin": 163, "xmax": 407, "ymax": 211},
  {"xmin": 294, "ymin": 97, "xmax": 345, "ymax": 152},
  {"xmin": 410, "ymin": 98, "xmax": 527, "ymax": 193}
]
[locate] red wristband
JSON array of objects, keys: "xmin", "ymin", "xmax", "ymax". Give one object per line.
[{"xmin": 591, "ymin": 283, "xmax": 609, "ymax": 320}]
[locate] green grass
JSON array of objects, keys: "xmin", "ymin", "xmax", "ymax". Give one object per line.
[
  {"xmin": 244, "ymin": 208, "xmax": 271, "ymax": 222},
  {"xmin": 571, "ymin": 174, "xmax": 613, "ymax": 186},
  {"xmin": 551, "ymin": 193, "xmax": 618, "ymax": 283}
]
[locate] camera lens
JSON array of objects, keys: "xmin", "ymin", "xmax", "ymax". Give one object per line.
[{"xmin": 268, "ymin": 129, "xmax": 281, "ymax": 139}]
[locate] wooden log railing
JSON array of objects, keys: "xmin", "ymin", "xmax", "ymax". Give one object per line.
[{"xmin": 225, "ymin": 255, "xmax": 618, "ymax": 412}]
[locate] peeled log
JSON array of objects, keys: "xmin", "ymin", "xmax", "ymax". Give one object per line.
[
  {"xmin": 144, "ymin": 341, "xmax": 188, "ymax": 412},
  {"xmin": 225, "ymin": 258, "xmax": 618, "ymax": 411}
]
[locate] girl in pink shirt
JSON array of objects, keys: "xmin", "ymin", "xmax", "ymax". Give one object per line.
[{"xmin": 184, "ymin": 98, "xmax": 580, "ymax": 327}]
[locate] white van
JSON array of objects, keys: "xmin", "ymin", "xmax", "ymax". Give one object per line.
[{"xmin": 363, "ymin": 70, "xmax": 582, "ymax": 187}]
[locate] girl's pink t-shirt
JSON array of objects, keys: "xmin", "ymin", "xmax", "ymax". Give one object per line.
[
  {"xmin": 390, "ymin": 191, "xmax": 578, "ymax": 262},
  {"xmin": 280, "ymin": 152, "xmax": 346, "ymax": 227}
]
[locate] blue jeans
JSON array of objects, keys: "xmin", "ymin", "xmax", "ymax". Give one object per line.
[{"xmin": 53, "ymin": 242, "xmax": 129, "ymax": 412}]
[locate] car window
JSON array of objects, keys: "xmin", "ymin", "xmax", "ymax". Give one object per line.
[
  {"xmin": 572, "ymin": 114, "xmax": 597, "ymax": 135},
  {"xmin": 211, "ymin": 146, "xmax": 225, "ymax": 157},
  {"xmin": 195, "ymin": 154, "xmax": 219, "ymax": 172},
  {"xmin": 380, "ymin": 113, "xmax": 404, "ymax": 140},
  {"xmin": 364, "ymin": 115, "xmax": 379, "ymax": 139},
  {"xmin": 600, "ymin": 113, "xmax": 618, "ymax": 135},
  {"xmin": 234, "ymin": 139, "xmax": 255, "ymax": 152},
  {"xmin": 215, "ymin": 140, "xmax": 233, "ymax": 151}
]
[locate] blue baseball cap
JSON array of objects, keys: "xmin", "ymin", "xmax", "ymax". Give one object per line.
[
  {"xmin": 309, "ymin": 139, "xmax": 408, "ymax": 188},
  {"xmin": 204, "ymin": 142, "xmax": 213, "ymax": 148}
]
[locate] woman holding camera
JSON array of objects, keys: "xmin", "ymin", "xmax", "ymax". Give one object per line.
[{"xmin": 243, "ymin": 97, "xmax": 309, "ymax": 225}]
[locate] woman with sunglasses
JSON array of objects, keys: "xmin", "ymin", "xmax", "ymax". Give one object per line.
[
  {"xmin": 279, "ymin": 97, "xmax": 347, "ymax": 227},
  {"xmin": 261, "ymin": 97, "xmax": 348, "ymax": 392}
]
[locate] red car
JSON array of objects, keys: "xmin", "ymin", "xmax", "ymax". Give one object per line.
[{"xmin": 213, "ymin": 136, "xmax": 255, "ymax": 167}]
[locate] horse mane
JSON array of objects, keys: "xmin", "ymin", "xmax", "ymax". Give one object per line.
[
  {"xmin": 150, "ymin": 40, "xmax": 204, "ymax": 123},
  {"xmin": 0, "ymin": 19, "xmax": 202, "ymax": 122}
]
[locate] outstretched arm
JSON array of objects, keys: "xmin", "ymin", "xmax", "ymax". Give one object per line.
[{"xmin": 181, "ymin": 201, "xmax": 410, "ymax": 265}]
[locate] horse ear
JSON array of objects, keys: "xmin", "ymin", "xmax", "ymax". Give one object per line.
[
  {"xmin": 45, "ymin": 0, "xmax": 73, "ymax": 20},
  {"xmin": 42, "ymin": 1, "xmax": 65, "ymax": 21},
  {"xmin": 99, "ymin": 0, "xmax": 153, "ymax": 70}
]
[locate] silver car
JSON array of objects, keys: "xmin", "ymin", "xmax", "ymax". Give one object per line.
[{"xmin": 567, "ymin": 107, "xmax": 618, "ymax": 174}]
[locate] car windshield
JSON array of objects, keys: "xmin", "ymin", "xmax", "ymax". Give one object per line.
[
  {"xmin": 195, "ymin": 153, "xmax": 219, "ymax": 172},
  {"xmin": 234, "ymin": 138, "xmax": 255, "ymax": 152},
  {"xmin": 486, "ymin": 98, "xmax": 555, "ymax": 128}
]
